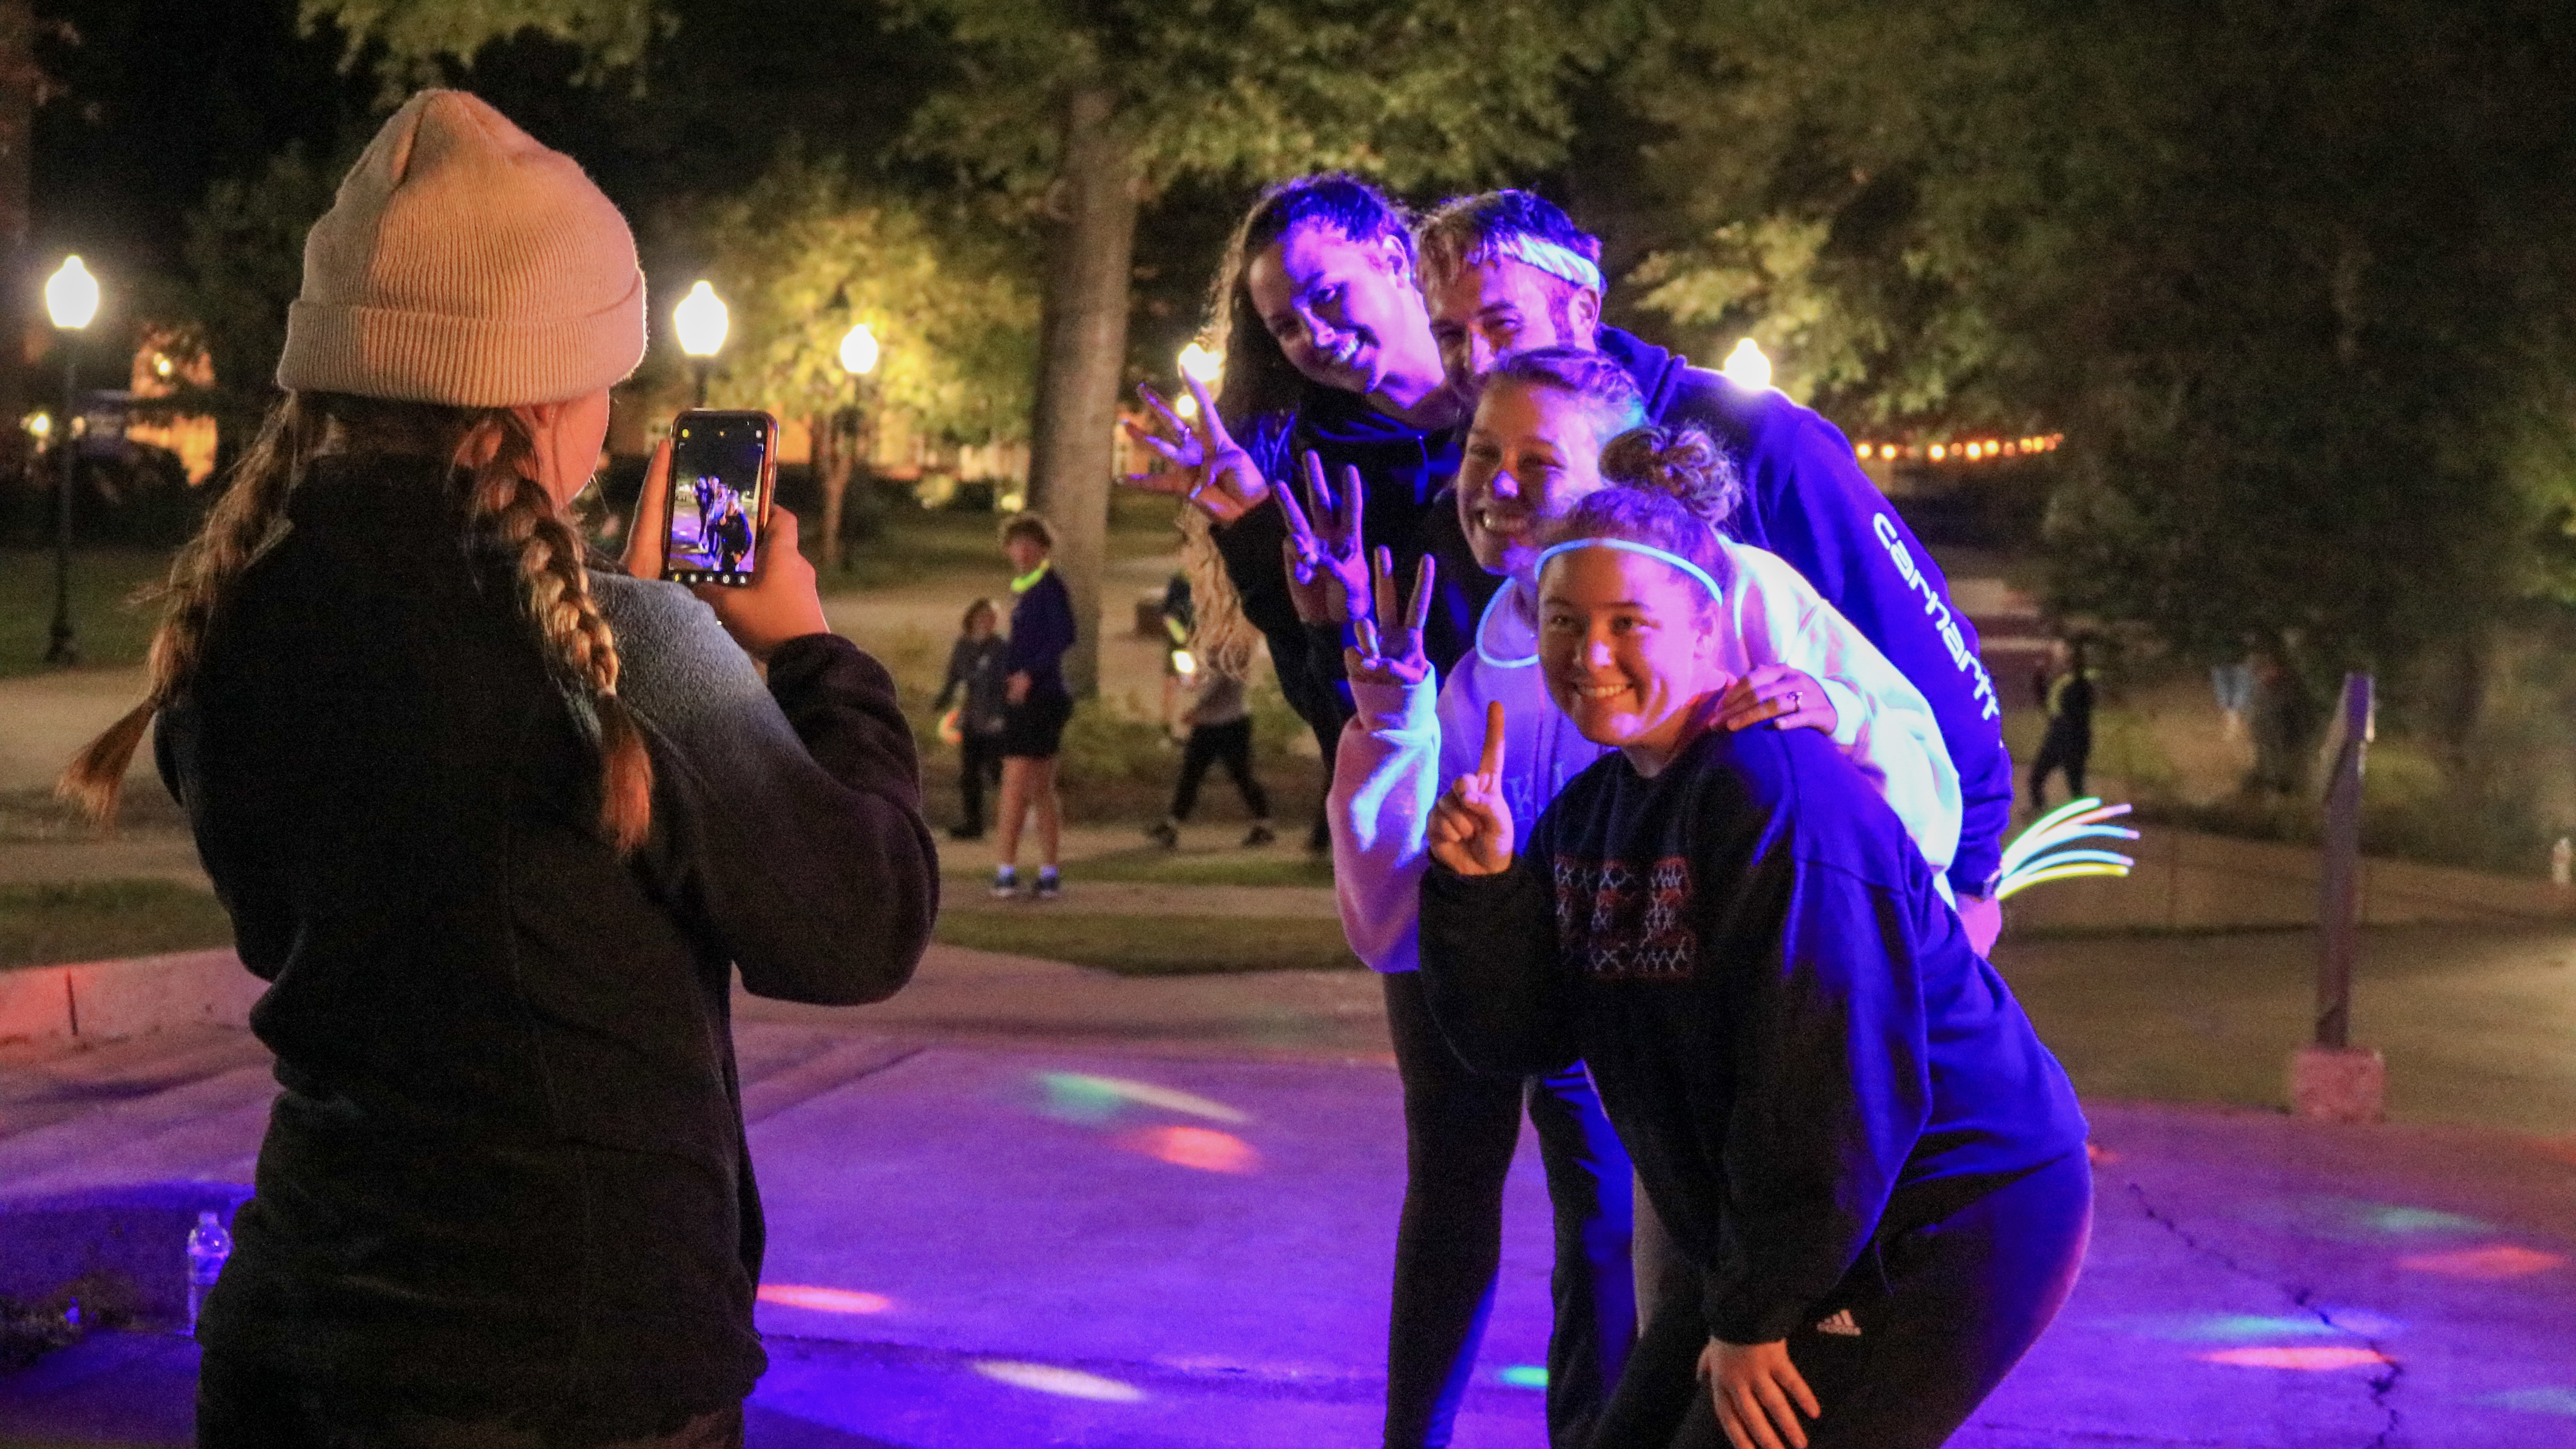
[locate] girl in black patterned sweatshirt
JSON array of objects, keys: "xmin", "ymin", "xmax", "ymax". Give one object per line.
[{"xmin": 1417, "ymin": 486, "xmax": 2088, "ymax": 1449}]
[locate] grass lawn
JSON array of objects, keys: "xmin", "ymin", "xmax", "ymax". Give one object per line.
[
  {"xmin": 945, "ymin": 848, "xmax": 1335, "ymax": 889},
  {"xmin": 0, "ymin": 548, "xmax": 171, "ymax": 678},
  {"xmin": 0, "ymin": 881, "xmax": 232, "ymax": 969},
  {"xmin": 933, "ymin": 909, "xmax": 1360, "ymax": 976}
]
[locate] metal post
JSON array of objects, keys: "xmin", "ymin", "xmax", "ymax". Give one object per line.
[
  {"xmin": 692, "ymin": 359, "xmax": 710, "ymax": 410},
  {"xmin": 2314, "ymin": 671, "xmax": 2372, "ymax": 1048},
  {"xmin": 43, "ymin": 348, "xmax": 76, "ymax": 665}
]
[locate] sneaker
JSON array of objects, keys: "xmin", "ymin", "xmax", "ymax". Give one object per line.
[
  {"xmin": 949, "ymin": 823, "xmax": 986, "ymax": 841},
  {"xmin": 1034, "ymin": 869, "xmax": 1061, "ymax": 901},
  {"xmin": 1145, "ymin": 820, "xmax": 1179, "ymax": 849},
  {"xmin": 1242, "ymin": 823, "xmax": 1276, "ymax": 848},
  {"xmin": 990, "ymin": 867, "xmax": 1018, "ymax": 900}
]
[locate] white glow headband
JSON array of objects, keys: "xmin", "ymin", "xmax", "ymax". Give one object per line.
[
  {"xmin": 1487, "ymin": 233, "xmax": 1604, "ymax": 294},
  {"xmin": 1534, "ymin": 538, "xmax": 1726, "ymax": 604}
]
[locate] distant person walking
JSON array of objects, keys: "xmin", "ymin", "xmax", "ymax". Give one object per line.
[
  {"xmin": 993, "ymin": 513, "xmax": 1076, "ymax": 899},
  {"xmin": 2028, "ymin": 637, "xmax": 2096, "ymax": 809},
  {"xmin": 1147, "ymin": 662, "xmax": 1275, "ymax": 848},
  {"xmin": 2211, "ymin": 657, "xmax": 2254, "ymax": 741},
  {"xmin": 934, "ymin": 598, "xmax": 1010, "ymax": 840}
]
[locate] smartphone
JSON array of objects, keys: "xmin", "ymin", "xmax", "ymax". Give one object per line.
[{"xmin": 660, "ymin": 410, "xmax": 778, "ymax": 586}]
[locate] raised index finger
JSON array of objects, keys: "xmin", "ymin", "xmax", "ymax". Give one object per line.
[{"xmin": 1480, "ymin": 699, "xmax": 1506, "ymax": 780}]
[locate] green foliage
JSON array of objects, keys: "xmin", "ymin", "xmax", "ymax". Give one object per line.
[
  {"xmin": 898, "ymin": 0, "xmax": 1641, "ymax": 196},
  {"xmin": 301, "ymin": 0, "xmax": 664, "ymax": 90},
  {"xmin": 161, "ymin": 143, "xmax": 344, "ymax": 448},
  {"xmin": 1631, "ymin": 0, "xmax": 2576, "ymax": 791},
  {"xmin": 686, "ymin": 148, "xmax": 1039, "ymax": 444}
]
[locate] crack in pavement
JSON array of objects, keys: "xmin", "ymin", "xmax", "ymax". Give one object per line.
[{"xmin": 2120, "ymin": 1178, "xmax": 2404, "ymax": 1449}]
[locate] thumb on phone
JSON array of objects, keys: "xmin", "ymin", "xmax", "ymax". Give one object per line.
[{"xmin": 623, "ymin": 437, "xmax": 673, "ymax": 580}]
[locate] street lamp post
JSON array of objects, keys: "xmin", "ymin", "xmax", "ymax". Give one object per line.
[
  {"xmin": 674, "ymin": 280, "xmax": 729, "ymax": 407},
  {"xmin": 825, "ymin": 322, "xmax": 880, "ymax": 572},
  {"xmin": 43, "ymin": 256, "xmax": 99, "ymax": 666}
]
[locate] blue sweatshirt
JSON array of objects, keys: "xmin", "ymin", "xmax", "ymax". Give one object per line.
[
  {"xmin": 1006, "ymin": 565, "xmax": 1076, "ymax": 700},
  {"xmin": 1601, "ymin": 328, "xmax": 2011, "ymax": 898},
  {"xmin": 1418, "ymin": 724, "xmax": 2086, "ymax": 1344}
]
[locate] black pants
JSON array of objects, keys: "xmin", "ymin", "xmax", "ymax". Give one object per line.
[
  {"xmin": 1169, "ymin": 718, "xmax": 1269, "ymax": 821},
  {"xmin": 958, "ymin": 731, "xmax": 1004, "ymax": 830},
  {"xmin": 2027, "ymin": 722, "xmax": 2090, "ymax": 808},
  {"xmin": 1383, "ymin": 971, "xmax": 1634, "ymax": 1449},
  {"xmin": 197, "ymin": 1349, "xmax": 745, "ymax": 1449},
  {"xmin": 1598, "ymin": 1148, "xmax": 2092, "ymax": 1449}
]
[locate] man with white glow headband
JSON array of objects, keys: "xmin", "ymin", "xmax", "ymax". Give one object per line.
[
  {"xmin": 1414, "ymin": 476, "xmax": 2090, "ymax": 1449},
  {"xmin": 1415, "ymin": 191, "xmax": 2014, "ymax": 959}
]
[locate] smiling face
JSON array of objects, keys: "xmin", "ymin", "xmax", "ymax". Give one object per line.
[
  {"xmin": 1425, "ymin": 257, "xmax": 1599, "ymax": 399},
  {"xmin": 1244, "ymin": 224, "xmax": 1424, "ymax": 397},
  {"xmin": 1458, "ymin": 381, "xmax": 1619, "ymax": 580},
  {"xmin": 1538, "ymin": 545, "xmax": 1728, "ymax": 764}
]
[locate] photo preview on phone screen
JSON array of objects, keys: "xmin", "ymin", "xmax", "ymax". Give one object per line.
[{"xmin": 665, "ymin": 414, "xmax": 771, "ymax": 585}]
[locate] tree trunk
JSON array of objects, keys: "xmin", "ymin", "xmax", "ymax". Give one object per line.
[
  {"xmin": 814, "ymin": 408, "xmax": 851, "ymax": 572},
  {"xmin": 1023, "ymin": 87, "xmax": 1136, "ymax": 700},
  {"xmin": 0, "ymin": 0, "xmax": 33, "ymax": 473}
]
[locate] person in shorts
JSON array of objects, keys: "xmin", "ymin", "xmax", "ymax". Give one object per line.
[{"xmin": 993, "ymin": 513, "xmax": 1076, "ymax": 898}]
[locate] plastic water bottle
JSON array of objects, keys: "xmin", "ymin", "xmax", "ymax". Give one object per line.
[{"xmin": 185, "ymin": 1210, "xmax": 231, "ymax": 1336}]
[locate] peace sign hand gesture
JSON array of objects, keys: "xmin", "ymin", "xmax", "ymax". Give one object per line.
[
  {"xmin": 1120, "ymin": 374, "xmax": 1269, "ymax": 525},
  {"xmin": 1275, "ymin": 450, "xmax": 1373, "ymax": 625},
  {"xmin": 1345, "ymin": 547, "xmax": 1435, "ymax": 689},
  {"xmin": 1428, "ymin": 701, "xmax": 1516, "ymax": 876}
]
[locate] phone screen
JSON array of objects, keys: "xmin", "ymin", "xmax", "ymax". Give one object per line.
[{"xmin": 663, "ymin": 412, "xmax": 773, "ymax": 586}]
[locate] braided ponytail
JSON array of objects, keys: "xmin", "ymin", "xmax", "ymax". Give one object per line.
[
  {"xmin": 59, "ymin": 394, "xmax": 332, "ymax": 822},
  {"xmin": 461, "ymin": 412, "xmax": 654, "ymax": 854},
  {"xmin": 1599, "ymin": 424, "xmax": 1744, "ymax": 532}
]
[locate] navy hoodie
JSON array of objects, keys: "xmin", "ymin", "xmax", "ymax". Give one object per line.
[
  {"xmin": 1601, "ymin": 328, "xmax": 2011, "ymax": 899},
  {"xmin": 1418, "ymin": 724, "xmax": 2086, "ymax": 1344}
]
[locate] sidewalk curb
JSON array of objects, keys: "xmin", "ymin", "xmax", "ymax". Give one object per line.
[{"xmin": 0, "ymin": 948, "xmax": 258, "ymax": 1044}]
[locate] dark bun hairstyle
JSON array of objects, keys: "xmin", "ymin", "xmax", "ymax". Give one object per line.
[{"xmin": 1599, "ymin": 424, "xmax": 1744, "ymax": 533}]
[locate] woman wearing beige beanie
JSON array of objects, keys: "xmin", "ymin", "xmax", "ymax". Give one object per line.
[{"xmin": 64, "ymin": 91, "xmax": 938, "ymax": 1448}]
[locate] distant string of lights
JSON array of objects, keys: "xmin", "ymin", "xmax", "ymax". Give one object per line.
[{"xmin": 1855, "ymin": 434, "xmax": 2063, "ymax": 465}]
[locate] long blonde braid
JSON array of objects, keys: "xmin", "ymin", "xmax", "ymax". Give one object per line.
[
  {"xmin": 462, "ymin": 413, "xmax": 654, "ymax": 852},
  {"xmin": 62, "ymin": 392, "xmax": 655, "ymax": 854},
  {"xmin": 1177, "ymin": 505, "xmax": 1261, "ymax": 682}
]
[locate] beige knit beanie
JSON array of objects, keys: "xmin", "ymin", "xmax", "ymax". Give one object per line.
[{"xmin": 276, "ymin": 90, "xmax": 647, "ymax": 406}]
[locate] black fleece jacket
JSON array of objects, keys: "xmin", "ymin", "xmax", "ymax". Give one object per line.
[
  {"xmin": 1419, "ymin": 725, "xmax": 2084, "ymax": 1345},
  {"xmin": 156, "ymin": 455, "xmax": 937, "ymax": 1439}
]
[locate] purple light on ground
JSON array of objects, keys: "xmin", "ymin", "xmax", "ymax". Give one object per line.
[
  {"xmin": 1111, "ymin": 1124, "xmax": 1261, "ymax": 1174},
  {"xmin": 2483, "ymin": 1388, "xmax": 2576, "ymax": 1417},
  {"xmin": 758, "ymin": 1284, "xmax": 893, "ymax": 1314},
  {"xmin": 972, "ymin": 1360, "xmax": 1148, "ymax": 1402},
  {"xmin": 2200, "ymin": 1346, "xmax": 2393, "ymax": 1370}
]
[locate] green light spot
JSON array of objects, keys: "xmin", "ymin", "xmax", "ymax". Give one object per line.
[{"xmin": 1498, "ymin": 1365, "xmax": 1548, "ymax": 1390}]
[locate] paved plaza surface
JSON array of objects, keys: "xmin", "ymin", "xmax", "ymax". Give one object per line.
[{"xmin": 3, "ymin": 944, "xmax": 2574, "ymax": 1449}]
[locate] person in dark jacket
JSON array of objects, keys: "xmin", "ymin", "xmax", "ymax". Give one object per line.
[
  {"xmin": 1413, "ymin": 189, "xmax": 2012, "ymax": 957},
  {"xmin": 58, "ymin": 91, "xmax": 938, "ymax": 1449},
  {"xmin": 2028, "ymin": 636, "xmax": 2098, "ymax": 810},
  {"xmin": 1417, "ymin": 487, "xmax": 2089, "ymax": 1449},
  {"xmin": 933, "ymin": 597, "xmax": 1010, "ymax": 839},
  {"xmin": 993, "ymin": 511, "xmax": 1077, "ymax": 899}
]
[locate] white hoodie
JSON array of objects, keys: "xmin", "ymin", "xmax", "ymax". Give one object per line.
[{"xmin": 1330, "ymin": 540, "xmax": 1962, "ymax": 974}]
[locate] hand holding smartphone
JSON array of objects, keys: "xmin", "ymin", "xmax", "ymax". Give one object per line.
[
  {"xmin": 658, "ymin": 410, "xmax": 778, "ymax": 587},
  {"xmin": 625, "ymin": 410, "xmax": 828, "ymax": 660}
]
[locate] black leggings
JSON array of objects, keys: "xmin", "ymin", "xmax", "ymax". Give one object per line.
[
  {"xmin": 1601, "ymin": 1148, "xmax": 2092, "ymax": 1449},
  {"xmin": 2027, "ymin": 723, "xmax": 2090, "ymax": 807},
  {"xmin": 1382, "ymin": 971, "xmax": 1635, "ymax": 1449},
  {"xmin": 1170, "ymin": 718, "xmax": 1269, "ymax": 821},
  {"xmin": 958, "ymin": 732, "xmax": 1004, "ymax": 830}
]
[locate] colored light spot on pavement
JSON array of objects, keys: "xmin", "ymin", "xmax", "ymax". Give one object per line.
[
  {"xmin": 2184, "ymin": 1315, "xmax": 2344, "ymax": 1342},
  {"xmin": 2201, "ymin": 1347, "xmax": 2393, "ymax": 1370},
  {"xmin": 2484, "ymin": 1387, "xmax": 2576, "ymax": 1417},
  {"xmin": 2084, "ymin": 1141, "xmax": 2121, "ymax": 1165},
  {"xmin": 1035, "ymin": 1072, "xmax": 1250, "ymax": 1126},
  {"xmin": 972, "ymin": 1360, "xmax": 1148, "ymax": 1403},
  {"xmin": 1498, "ymin": 1365, "xmax": 1549, "ymax": 1390},
  {"xmin": 1112, "ymin": 1124, "xmax": 1261, "ymax": 1174},
  {"xmin": 757, "ymin": 1284, "xmax": 892, "ymax": 1314},
  {"xmin": 2398, "ymin": 1245, "xmax": 2567, "ymax": 1279},
  {"xmin": 2360, "ymin": 1205, "xmax": 2490, "ymax": 1234}
]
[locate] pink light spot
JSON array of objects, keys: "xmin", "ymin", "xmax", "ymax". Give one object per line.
[
  {"xmin": 1114, "ymin": 1124, "xmax": 1261, "ymax": 1174},
  {"xmin": 2202, "ymin": 1347, "xmax": 2393, "ymax": 1371},
  {"xmin": 758, "ymin": 1284, "xmax": 892, "ymax": 1314},
  {"xmin": 2085, "ymin": 1142, "xmax": 2122, "ymax": 1165},
  {"xmin": 2399, "ymin": 1245, "xmax": 2567, "ymax": 1279}
]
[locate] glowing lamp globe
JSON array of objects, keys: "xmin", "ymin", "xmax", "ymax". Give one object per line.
[
  {"xmin": 1177, "ymin": 342, "xmax": 1224, "ymax": 385},
  {"xmin": 46, "ymin": 256, "xmax": 99, "ymax": 331},
  {"xmin": 840, "ymin": 322, "xmax": 880, "ymax": 377},
  {"xmin": 1721, "ymin": 337, "xmax": 1771, "ymax": 392},
  {"xmin": 674, "ymin": 280, "xmax": 729, "ymax": 358}
]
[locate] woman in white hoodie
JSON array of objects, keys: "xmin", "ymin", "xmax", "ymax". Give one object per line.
[{"xmin": 1309, "ymin": 347, "xmax": 1961, "ymax": 1442}]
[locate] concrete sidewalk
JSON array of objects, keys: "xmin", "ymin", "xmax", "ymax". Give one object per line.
[{"xmin": 4, "ymin": 997, "xmax": 2574, "ymax": 1446}]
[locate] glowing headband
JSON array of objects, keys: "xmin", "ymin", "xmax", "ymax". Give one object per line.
[
  {"xmin": 1534, "ymin": 538, "xmax": 1726, "ymax": 604},
  {"xmin": 1485, "ymin": 233, "xmax": 1604, "ymax": 294}
]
